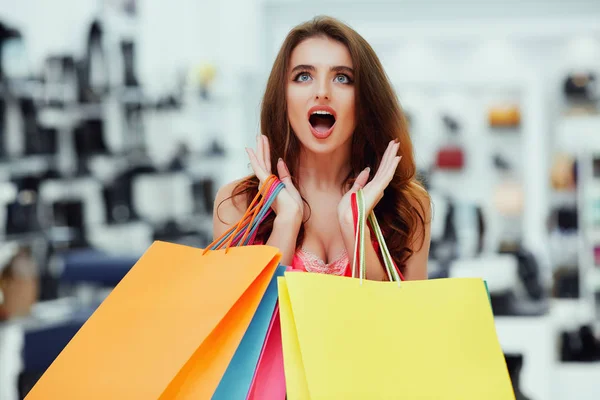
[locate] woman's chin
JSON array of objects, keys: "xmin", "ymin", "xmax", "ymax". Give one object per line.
[{"xmin": 298, "ymin": 135, "xmax": 347, "ymax": 155}]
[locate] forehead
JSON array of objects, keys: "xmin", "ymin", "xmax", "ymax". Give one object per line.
[{"xmin": 289, "ymin": 36, "xmax": 353, "ymax": 68}]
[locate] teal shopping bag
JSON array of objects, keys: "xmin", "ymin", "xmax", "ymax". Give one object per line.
[
  {"xmin": 211, "ymin": 178, "xmax": 287, "ymax": 399},
  {"xmin": 212, "ymin": 265, "xmax": 285, "ymax": 399}
]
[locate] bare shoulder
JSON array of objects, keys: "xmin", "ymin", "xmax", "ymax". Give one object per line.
[
  {"xmin": 212, "ymin": 178, "xmax": 248, "ymax": 239},
  {"xmin": 407, "ymin": 180, "xmax": 431, "ymax": 222},
  {"xmin": 403, "ymin": 180, "xmax": 431, "ymax": 280}
]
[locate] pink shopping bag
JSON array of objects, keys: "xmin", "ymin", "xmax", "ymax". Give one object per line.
[{"xmin": 247, "ymin": 303, "xmax": 286, "ymax": 400}]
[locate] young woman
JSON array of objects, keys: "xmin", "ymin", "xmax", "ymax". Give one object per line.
[{"xmin": 213, "ymin": 16, "xmax": 431, "ymax": 281}]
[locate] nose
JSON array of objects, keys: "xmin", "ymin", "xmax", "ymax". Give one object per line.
[{"xmin": 315, "ymin": 79, "xmax": 330, "ymax": 100}]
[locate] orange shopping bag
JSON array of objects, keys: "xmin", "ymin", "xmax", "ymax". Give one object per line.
[{"xmin": 25, "ymin": 177, "xmax": 283, "ymax": 400}]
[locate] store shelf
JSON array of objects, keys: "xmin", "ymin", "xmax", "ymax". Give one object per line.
[
  {"xmin": 589, "ymin": 269, "xmax": 600, "ymax": 293},
  {"xmin": 551, "ymin": 190, "xmax": 578, "ymax": 207},
  {"xmin": 37, "ymin": 104, "xmax": 105, "ymax": 128},
  {"xmin": 551, "ymin": 299, "xmax": 597, "ymax": 328},
  {"xmin": 0, "ymin": 155, "xmax": 58, "ymax": 176},
  {"xmin": 494, "ymin": 315, "xmax": 555, "ymax": 400},
  {"xmin": 556, "ymin": 115, "xmax": 600, "ymax": 153},
  {"xmin": 555, "ymin": 363, "xmax": 600, "ymax": 400},
  {"xmin": 588, "ymin": 228, "xmax": 600, "ymax": 245}
]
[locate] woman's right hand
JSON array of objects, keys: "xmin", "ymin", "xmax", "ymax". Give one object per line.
[{"xmin": 245, "ymin": 135, "xmax": 304, "ymax": 223}]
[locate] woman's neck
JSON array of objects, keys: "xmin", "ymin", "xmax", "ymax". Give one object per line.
[{"xmin": 296, "ymin": 146, "xmax": 351, "ymax": 192}]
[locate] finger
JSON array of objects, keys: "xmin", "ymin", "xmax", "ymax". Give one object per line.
[
  {"xmin": 246, "ymin": 148, "xmax": 268, "ymax": 181},
  {"xmin": 277, "ymin": 158, "xmax": 302, "ymax": 201},
  {"xmin": 277, "ymin": 158, "xmax": 300, "ymax": 192},
  {"xmin": 382, "ymin": 142, "xmax": 400, "ymax": 176},
  {"xmin": 350, "ymin": 167, "xmax": 370, "ymax": 192},
  {"xmin": 376, "ymin": 156, "xmax": 401, "ymax": 190},
  {"xmin": 277, "ymin": 158, "xmax": 296, "ymax": 186},
  {"xmin": 386, "ymin": 140, "xmax": 400, "ymax": 170},
  {"xmin": 262, "ymin": 135, "xmax": 271, "ymax": 173},
  {"xmin": 387, "ymin": 155, "xmax": 401, "ymax": 183},
  {"xmin": 381, "ymin": 140, "xmax": 400, "ymax": 179},
  {"xmin": 374, "ymin": 140, "xmax": 395, "ymax": 182},
  {"xmin": 374, "ymin": 155, "xmax": 400, "ymax": 193},
  {"xmin": 256, "ymin": 135, "xmax": 267, "ymax": 172}
]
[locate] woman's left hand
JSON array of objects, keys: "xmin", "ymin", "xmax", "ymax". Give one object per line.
[{"xmin": 337, "ymin": 139, "xmax": 401, "ymax": 227}]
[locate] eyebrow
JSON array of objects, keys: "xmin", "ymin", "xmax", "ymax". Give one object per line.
[{"xmin": 290, "ymin": 64, "xmax": 354, "ymax": 75}]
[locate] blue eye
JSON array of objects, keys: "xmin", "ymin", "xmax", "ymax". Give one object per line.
[
  {"xmin": 335, "ymin": 74, "xmax": 350, "ymax": 84},
  {"xmin": 295, "ymin": 72, "xmax": 312, "ymax": 82}
]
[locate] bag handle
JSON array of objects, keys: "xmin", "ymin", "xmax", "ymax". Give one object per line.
[
  {"xmin": 239, "ymin": 181, "xmax": 285, "ymax": 246},
  {"xmin": 208, "ymin": 179, "xmax": 280, "ymax": 250},
  {"xmin": 205, "ymin": 175, "xmax": 277, "ymax": 253},
  {"xmin": 350, "ymin": 190, "xmax": 403, "ymax": 285},
  {"xmin": 220, "ymin": 180, "xmax": 284, "ymax": 248},
  {"xmin": 203, "ymin": 175, "xmax": 282, "ymax": 253},
  {"xmin": 225, "ymin": 175, "xmax": 278, "ymax": 251}
]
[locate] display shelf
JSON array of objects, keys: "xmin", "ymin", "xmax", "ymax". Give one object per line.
[
  {"xmin": 550, "ymin": 189, "xmax": 578, "ymax": 208},
  {"xmin": 588, "ymin": 229, "xmax": 600, "ymax": 246},
  {"xmin": 556, "ymin": 115, "xmax": 600, "ymax": 153},
  {"xmin": 577, "ymin": 150, "xmax": 600, "ymax": 322},
  {"xmin": 37, "ymin": 105, "xmax": 105, "ymax": 129},
  {"xmin": 494, "ymin": 315, "xmax": 555, "ymax": 400},
  {"xmin": 0, "ymin": 79, "xmax": 45, "ymax": 100},
  {"xmin": 0, "ymin": 155, "xmax": 58, "ymax": 176},
  {"xmin": 589, "ymin": 269, "xmax": 600, "ymax": 293},
  {"xmin": 550, "ymin": 298, "xmax": 596, "ymax": 329},
  {"xmin": 554, "ymin": 363, "xmax": 600, "ymax": 400}
]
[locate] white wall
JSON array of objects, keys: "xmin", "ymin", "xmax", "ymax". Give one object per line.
[
  {"xmin": 2, "ymin": 0, "xmax": 600, "ymax": 89},
  {"xmin": 2, "ymin": 0, "xmax": 600, "ymax": 243}
]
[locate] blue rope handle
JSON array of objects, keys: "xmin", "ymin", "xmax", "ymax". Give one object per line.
[
  {"xmin": 208, "ymin": 180, "xmax": 285, "ymax": 250},
  {"xmin": 241, "ymin": 182, "xmax": 285, "ymax": 245}
]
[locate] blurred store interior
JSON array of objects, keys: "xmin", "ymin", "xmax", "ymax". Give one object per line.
[{"xmin": 1, "ymin": 0, "xmax": 600, "ymax": 399}]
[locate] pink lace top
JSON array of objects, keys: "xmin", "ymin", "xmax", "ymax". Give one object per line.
[
  {"xmin": 290, "ymin": 239, "xmax": 386, "ymax": 277},
  {"xmin": 255, "ymin": 239, "xmax": 391, "ymax": 278},
  {"xmin": 292, "ymin": 248, "xmax": 350, "ymax": 276}
]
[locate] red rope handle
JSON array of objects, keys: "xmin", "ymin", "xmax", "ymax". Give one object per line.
[{"xmin": 350, "ymin": 192, "xmax": 405, "ymax": 281}]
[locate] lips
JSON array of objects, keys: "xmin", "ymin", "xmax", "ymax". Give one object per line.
[{"xmin": 308, "ymin": 105, "xmax": 337, "ymax": 139}]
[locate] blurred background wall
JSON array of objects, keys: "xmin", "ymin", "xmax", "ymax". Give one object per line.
[{"xmin": 1, "ymin": 1, "xmax": 600, "ymax": 399}]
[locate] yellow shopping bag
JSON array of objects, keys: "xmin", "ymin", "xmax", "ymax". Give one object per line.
[{"xmin": 278, "ymin": 190, "xmax": 514, "ymax": 399}]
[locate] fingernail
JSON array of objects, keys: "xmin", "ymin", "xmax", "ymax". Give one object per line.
[
  {"xmin": 365, "ymin": 167, "xmax": 371, "ymax": 173},
  {"xmin": 278, "ymin": 157, "xmax": 283, "ymax": 163}
]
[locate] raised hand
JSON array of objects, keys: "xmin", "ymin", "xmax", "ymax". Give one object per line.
[
  {"xmin": 337, "ymin": 139, "xmax": 401, "ymax": 227},
  {"xmin": 245, "ymin": 135, "xmax": 304, "ymax": 222}
]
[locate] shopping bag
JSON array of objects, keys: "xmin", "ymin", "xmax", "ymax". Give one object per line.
[
  {"xmin": 212, "ymin": 266, "xmax": 285, "ymax": 400},
  {"xmin": 25, "ymin": 178, "xmax": 283, "ymax": 400},
  {"xmin": 246, "ymin": 304, "xmax": 287, "ymax": 400},
  {"xmin": 278, "ymin": 190, "xmax": 514, "ymax": 399},
  {"xmin": 212, "ymin": 178, "xmax": 287, "ymax": 400}
]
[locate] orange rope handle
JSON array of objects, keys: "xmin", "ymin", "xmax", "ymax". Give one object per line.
[
  {"xmin": 225, "ymin": 175, "xmax": 277, "ymax": 252},
  {"xmin": 203, "ymin": 175, "xmax": 277, "ymax": 254},
  {"xmin": 204, "ymin": 176, "xmax": 273, "ymax": 254}
]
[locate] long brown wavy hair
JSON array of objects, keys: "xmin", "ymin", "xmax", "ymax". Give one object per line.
[{"xmin": 220, "ymin": 16, "xmax": 430, "ymax": 269}]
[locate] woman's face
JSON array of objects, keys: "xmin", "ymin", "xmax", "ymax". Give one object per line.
[{"xmin": 286, "ymin": 36, "xmax": 355, "ymax": 155}]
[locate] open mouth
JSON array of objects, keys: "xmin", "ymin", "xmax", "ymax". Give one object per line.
[{"xmin": 308, "ymin": 108, "xmax": 337, "ymax": 139}]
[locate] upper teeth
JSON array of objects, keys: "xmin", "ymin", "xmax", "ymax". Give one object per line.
[{"xmin": 312, "ymin": 110, "xmax": 332, "ymax": 116}]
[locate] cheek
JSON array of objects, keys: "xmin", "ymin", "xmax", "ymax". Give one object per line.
[
  {"xmin": 286, "ymin": 87, "xmax": 304, "ymax": 123},
  {"xmin": 340, "ymin": 90, "xmax": 356, "ymax": 131}
]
